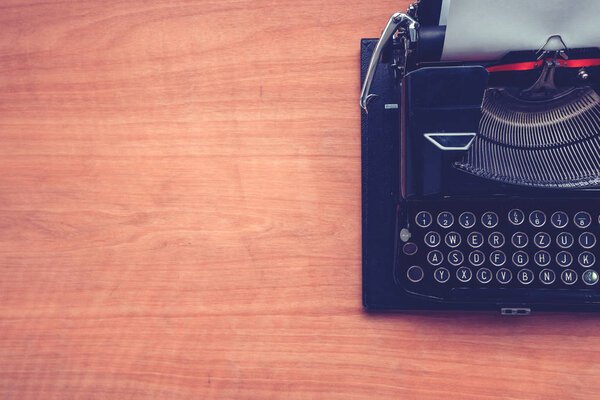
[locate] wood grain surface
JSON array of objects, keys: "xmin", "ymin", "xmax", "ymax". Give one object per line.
[{"xmin": 1, "ymin": 1, "xmax": 599, "ymax": 399}]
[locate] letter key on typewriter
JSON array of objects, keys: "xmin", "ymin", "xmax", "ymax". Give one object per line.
[{"xmin": 361, "ymin": 0, "xmax": 600, "ymax": 313}]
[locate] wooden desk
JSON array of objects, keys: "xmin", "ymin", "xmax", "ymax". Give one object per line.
[{"xmin": 1, "ymin": 1, "xmax": 599, "ymax": 398}]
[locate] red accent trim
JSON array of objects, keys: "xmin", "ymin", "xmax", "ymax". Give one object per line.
[{"xmin": 487, "ymin": 58, "xmax": 600, "ymax": 72}]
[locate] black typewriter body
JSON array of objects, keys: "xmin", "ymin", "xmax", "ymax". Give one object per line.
[{"xmin": 361, "ymin": 0, "xmax": 600, "ymax": 313}]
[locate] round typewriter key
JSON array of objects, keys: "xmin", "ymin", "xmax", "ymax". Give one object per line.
[
  {"xmin": 476, "ymin": 268, "xmax": 493, "ymax": 284},
  {"xmin": 579, "ymin": 232, "xmax": 596, "ymax": 249},
  {"xmin": 468, "ymin": 250, "xmax": 485, "ymax": 267},
  {"xmin": 578, "ymin": 251, "xmax": 595, "ymax": 268},
  {"xmin": 512, "ymin": 250, "xmax": 528, "ymax": 267},
  {"xmin": 444, "ymin": 231, "xmax": 461, "ymax": 248},
  {"xmin": 490, "ymin": 250, "xmax": 506, "ymax": 266},
  {"xmin": 402, "ymin": 242, "xmax": 418, "ymax": 256},
  {"xmin": 407, "ymin": 266, "xmax": 424, "ymax": 283},
  {"xmin": 481, "ymin": 211, "xmax": 498, "ymax": 229},
  {"xmin": 534, "ymin": 232, "xmax": 551, "ymax": 249},
  {"xmin": 556, "ymin": 232, "xmax": 574, "ymax": 249},
  {"xmin": 508, "ymin": 209, "xmax": 525, "ymax": 225},
  {"xmin": 448, "ymin": 250, "xmax": 464, "ymax": 266},
  {"xmin": 415, "ymin": 211, "xmax": 432, "ymax": 228},
  {"xmin": 488, "ymin": 232, "xmax": 505, "ymax": 248},
  {"xmin": 534, "ymin": 250, "xmax": 551, "ymax": 267},
  {"xmin": 511, "ymin": 232, "xmax": 528, "ymax": 248},
  {"xmin": 459, "ymin": 212, "xmax": 476, "ymax": 229},
  {"xmin": 496, "ymin": 268, "xmax": 512, "ymax": 284},
  {"xmin": 539, "ymin": 269, "xmax": 556, "ymax": 285},
  {"xmin": 574, "ymin": 211, "xmax": 592, "ymax": 228},
  {"xmin": 437, "ymin": 212, "xmax": 454, "ymax": 229},
  {"xmin": 551, "ymin": 211, "xmax": 569, "ymax": 228},
  {"xmin": 467, "ymin": 231, "xmax": 484, "ymax": 248},
  {"xmin": 427, "ymin": 250, "xmax": 443, "ymax": 266},
  {"xmin": 517, "ymin": 269, "xmax": 534, "ymax": 285},
  {"xmin": 561, "ymin": 269, "xmax": 578, "ymax": 285},
  {"xmin": 434, "ymin": 267, "xmax": 450, "ymax": 283},
  {"xmin": 556, "ymin": 251, "xmax": 573, "ymax": 268},
  {"xmin": 582, "ymin": 269, "xmax": 599, "ymax": 286},
  {"xmin": 424, "ymin": 231, "xmax": 441, "ymax": 248},
  {"xmin": 529, "ymin": 210, "xmax": 546, "ymax": 228},
  {"xmin": 456, "ymin": 267, "xmax": 472, "ymax": 283}
]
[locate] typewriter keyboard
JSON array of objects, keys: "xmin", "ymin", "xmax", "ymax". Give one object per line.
[{"xmin": 400, "ymin": 203, "xmax": 600, "ymax": 293}]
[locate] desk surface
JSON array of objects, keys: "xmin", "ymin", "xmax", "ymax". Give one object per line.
[{"xmin": 1, "ymin": 1, "xmax": 599, "ymax": 399}]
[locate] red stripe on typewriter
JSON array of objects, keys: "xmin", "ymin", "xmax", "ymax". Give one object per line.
[{"xmin": 487, "ymin": 58, "xmax": 600, "ymax": 72}]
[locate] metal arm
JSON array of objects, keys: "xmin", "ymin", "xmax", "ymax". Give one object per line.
[{"xmin": 359, "ymin": 12, "xmax": 419, "ymax": 112}]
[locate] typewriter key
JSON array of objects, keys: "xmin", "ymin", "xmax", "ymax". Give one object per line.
[
  {"xmin": 529, "ymin": 210, "xmax": 546, "ymax": 228},
  {"xmin": 468, "ymin": 250, "xmax": 485, "ymax": 267},
  {"xmin": 402, "ymin": 242, "xmax": 418, "ymax": 256},
  {"xmin": 517, "ymin": 269, "xmax": 534, "ymax": 285},
  {"xmin": 561, "ymin": 269, "xmax": 578, "ymax": 285},
  {"xmin": 445, "ymin": 232, "xmax": 461, "ymax": 248},
  {"xmin": 555, "ymin": 232, "xmax": 573, "ymax": 249},
  {"xmin": 407, "ymin": 266, "xmax": 424, "ymax": 283},
  {"xmin": 582, "ymin": 270, "xmax": 599, "ymax": 286},
  {"xmin": 574, "ymin": 211, "xmax": 592, "ymax": 228},
  {"xmin": 481, "ymin": 212, "xmax": 498, "ymax": 228},
  {"xmin": 539, "ymin": 269, "xmax": 556, "ymax": 285},
  {"xmin": 415, "ymin": 211, "xmax": 432, "ymax": 228},
  {"xmin": 496, "ymin": 268, "xmax": 512, "ymax": 284},
  {"xmin": 490, "ymin": 250, "xmax": 506, "ymax": 266},
  {"xmin": 512, "ymin": 251, "xmax": 528, "ymax": 267},
  {"xmin": 427, "ymin": 250, "xmax": 443, "ymax": 266},
  {"xmin": 459, "ymin": 212, "xmax": 476, "ymax": 229},
  {"xmin": 579, "ymin": 232, "xmax": 596, "ymax": 249},
  {"xmin": 437, "ymin": 212, "xmax": 454, "ymax": 228},
  {"xmin": 556, "ymin": 251, "xmax": 573, "ymax": 268},
  {"xmin": 534, "ymin": 232, "xmax": 551, "ymax": 248},
  {"xmin": 488, "ymin": 232, "xmax": 505, "ymax": 248},
  {"xmin": 511, "ymin": 232, "xmax": 528, "ymax": 248},
  {"xmin": 456, "ymin": 267, "xmax": 472, "ymax": 283},
  {"xmin": 467, "ymin": 231, "xmax": 484, "ymax": 248},
  {"xmin": 508, "ymin": 209, "xmax": 525, "ymax": 225},
  {"xmin": 578, "ymin": 251, "xmax": 595, "ymax": 268},
  {"xmin": 424, "ymin": 231, "xmax": 441, "ymax": 248},
  {"xmin": 551, "ymin": 211, "xmax": 569, "ymax": 228},
  {"xmin": 448, "ymin": 250, "xmax": 464, "ymax": 266},
  {"xmin": 434, "ymin": 267, "xmax": 450, "ymax": 283},
  {"xmin": 534, "ymin": 250, "xmax": 551, "ymax": 267},
  {"xmin": 476, "ymin": 268, "xmax": 492, "ymax": 284}
]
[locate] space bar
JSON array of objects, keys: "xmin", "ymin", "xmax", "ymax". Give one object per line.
[{"xmin": 448, "ymin": 287, "xmax": 600, "ymax": 304}]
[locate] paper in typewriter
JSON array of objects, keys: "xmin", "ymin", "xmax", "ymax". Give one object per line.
[{"xmin": 441, "ymin": 0, "xmax": 600, "ymax": 61}]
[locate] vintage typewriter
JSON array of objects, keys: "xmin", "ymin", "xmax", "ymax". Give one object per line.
[{"xmin": 361, "ymin": 0, "xmax": 600, "ymax": 313}]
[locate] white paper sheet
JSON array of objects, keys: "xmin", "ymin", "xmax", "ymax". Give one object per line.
[
  {"xmin": 441, "ymin": 0, "xmax": 600, "ymax": 61},
  {"xmin": 439, "ymin": 0, "xmax": 451, "ymax": 26}
]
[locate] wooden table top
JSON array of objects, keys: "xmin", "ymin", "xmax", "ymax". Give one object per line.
[{"xmin": 1, "ymin": 1, "xmax": 599, "ymax": 398}]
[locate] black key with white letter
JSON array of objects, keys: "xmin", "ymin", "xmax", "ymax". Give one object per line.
[
  {"xmin": 539, "ymin": 269, "xmax": 556, "ymax": 285},
  {"xmin": 434, "ymin": 267, "xmax": 450, "ymax": 283},
  {"xmin": 445, "ymin": 231, "xmax": 461, "ymax": 248},
  {"xmin": 496, "ymin": 268, "xmax": 512, "ymax": 284},
  {"xmin": 561, "ymin": 269, "xmax": 578, "ymax": 285},
  {"xmin": 456, "ymin": 267, "xmax": 472, "ymax": 283},
  {"xmin": 578, "ymin": 251, "xmax": 595, "ymax": 268},
  {"xmin": 476, "ymin": 268, "xmax": 492, "ymax": 284}
]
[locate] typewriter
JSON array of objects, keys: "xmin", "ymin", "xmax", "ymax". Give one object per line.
[{"xmin": 361, "ymin": 0, "xmax": 600, "ymax": 313}]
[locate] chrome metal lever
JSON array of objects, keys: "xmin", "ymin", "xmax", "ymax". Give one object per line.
[{"xmin": 359, "ymin": 12, "xmax": 419, "ymax": 112}]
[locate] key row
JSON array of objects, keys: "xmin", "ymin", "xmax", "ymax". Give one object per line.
[
  {"xmin": 415, "ymin": 210, "xmax": 597, "ymax": 229},
  {"xmin": 426, "ymin": 249, "xmax": 596, "ymax": 268},
  {"xmin": 423, "ymin": 231, "xmax": 597, "ymax": 250},
  {"xmin": 406, "ymin": 265, "xmax": 600, "ymax": 286}
]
